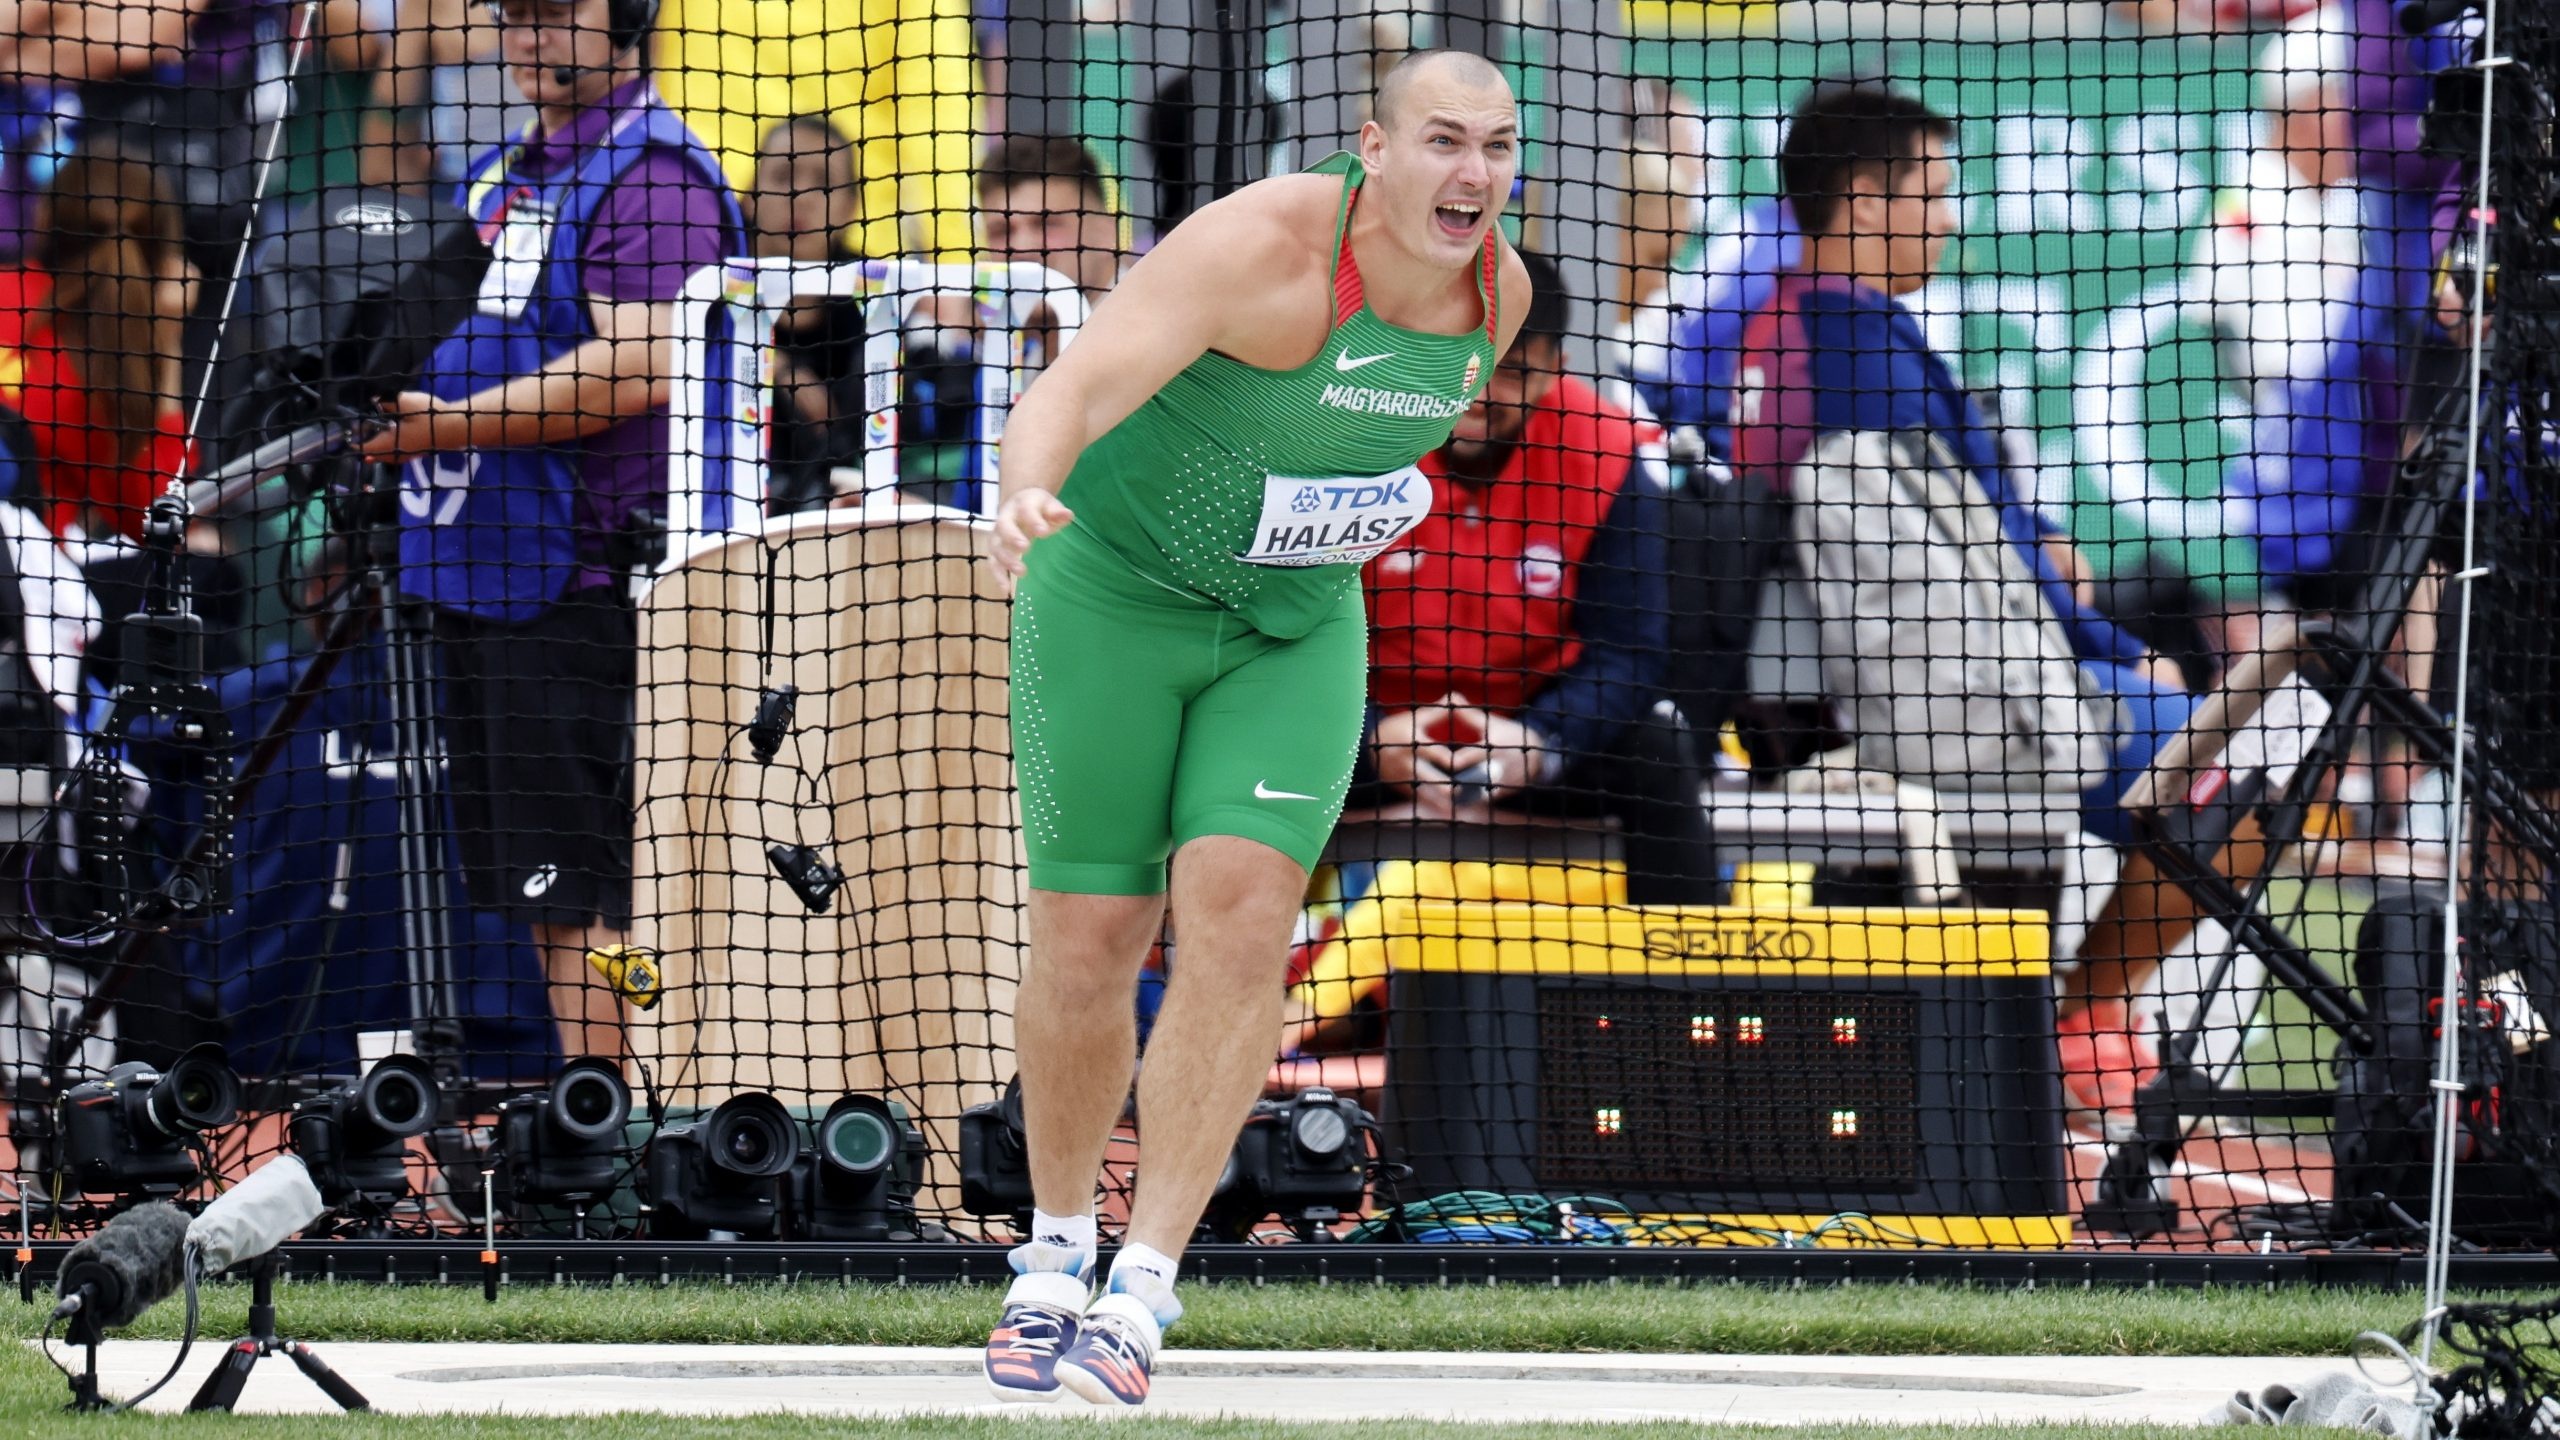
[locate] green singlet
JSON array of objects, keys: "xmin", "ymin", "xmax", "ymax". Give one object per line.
[{"xmin": 1011, "ymin": 153, "xmax": 1502, "ymax": 895}]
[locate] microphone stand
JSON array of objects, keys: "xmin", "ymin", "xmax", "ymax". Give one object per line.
[
  {"xmin": 61, "ymin": 1300, "xmax": 106, "ymax": 1413},
  {"xmin": 187, "ymin": 1252, "xmax": 368, "ymax": 1413}
]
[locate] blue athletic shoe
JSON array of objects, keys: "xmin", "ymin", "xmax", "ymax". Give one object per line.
[
  {"xmin": 1054, "ymin": 1292, "xmax": 1163, "ymax": 1406},
  {"xmin": 982, "ymin": 1270, "xmax": 1089, "ymax": 1404}
]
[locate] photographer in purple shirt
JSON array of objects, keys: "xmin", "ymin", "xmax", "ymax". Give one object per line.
[{"xmin": 360, "ymin": 0, "xmax": 741, "ymax": 1064}]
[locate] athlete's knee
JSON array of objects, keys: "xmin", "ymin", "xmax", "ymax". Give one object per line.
[
  {"xmin": 1166, "ymin": 836, "xmax": 1308, "ymax": 973},
  {"xmin": 1026, "ymin": 888, "xmax": 1165, "ymax": 990}
]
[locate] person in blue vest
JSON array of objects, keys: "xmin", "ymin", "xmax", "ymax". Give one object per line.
[{"xmin": 358, "ymin": 0, "xmax": 744, "ymax": 1064}]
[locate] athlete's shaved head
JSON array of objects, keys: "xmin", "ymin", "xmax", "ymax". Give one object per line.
[
  {"xmin": 1374, "ymin": 49, "xmax": 1510, "ymax": 131},
  {"xmin": 1357, "ymin": 47, "xmax": 1518, "ymax": 270}
]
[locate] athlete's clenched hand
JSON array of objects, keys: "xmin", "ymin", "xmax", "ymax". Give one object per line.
[
  {"xmin": 986, "ymin": 487, "xmax": 1076, "ymax": 595},
  {"xmin": 1369, "ymin": 698, "xmax": 1463, "ymax": 815}
]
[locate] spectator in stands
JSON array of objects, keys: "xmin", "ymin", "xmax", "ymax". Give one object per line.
[
  {"xmin": 1731, "ymin": 84, "xmax": 2199, "ymax": 1115},
  {"xmin": 977, "ymin": 132, "xmax": 1127, "ymax": 303},
  {"xmin": 1628, "ymin": 195, "xmax": 1799, "ymax": 463},
  {"xmin": 2184, "ymin": 6, "xmax": 2401, "ymax": 658},
  {"xmin": 0, "ymin": 144, "xmax": 198, "ymax": 545},
  {"xmin": 748, "ymin": 114, "xmax": 868, "ymax": 515},
  {"xmin": 1362, "ymin": 248, "xmax": 1721, "ymax": 905},
  {"xmin": 2344, "ymin": 0, "xmax": 2460, "ymax": 324},
  {"xmin": 379, "ymin": 0, "xmax": 536, "ymax": 186},
  {"xmin": 357, "ymin": 0, "xmax": 745, "ymax": 1063},
  {"xmin": 1601, "ymin": 147, "xmax": 1693, "ymax": 417}
]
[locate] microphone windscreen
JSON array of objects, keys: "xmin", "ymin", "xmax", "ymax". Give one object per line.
[
  {"xmin": 57, "ymin": 1202, "xmax": 192, "ymax": 1327},
  {"xmin": 188, "ymin": 1156, "xmax": 327, "ymax": 1275}
]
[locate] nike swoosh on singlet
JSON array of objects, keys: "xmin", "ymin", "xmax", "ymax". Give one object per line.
[
  {"xmin": 1255, "ymin": 781, "xmax": 1319, "ymax": 801},
  {"xmin": 1333, "ymin": 351, "xmax": 1394, "ymax": 371}
]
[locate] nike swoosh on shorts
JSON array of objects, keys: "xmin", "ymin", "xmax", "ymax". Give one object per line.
[
  {"xmin": 1333, "ymin": 351, "xmax": 1394, "ymax": 371},
  {"xmin": 1254, "ymin": 781, "xmax": 1318, "ymax": 801}
]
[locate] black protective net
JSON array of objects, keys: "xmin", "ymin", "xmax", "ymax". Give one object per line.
[
  {"xmin": 0, "ymin": 0, "xmax": 2549, "ymax": 1257},
  {"xmin": 2427, "ymin": 1295, "xmax": 2560, "ymax": 1437}
]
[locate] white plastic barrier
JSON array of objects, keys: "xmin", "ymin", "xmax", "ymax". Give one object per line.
[{"xmin": 666, "ymin": 257, "xmax": 1090, "ymax": 568}]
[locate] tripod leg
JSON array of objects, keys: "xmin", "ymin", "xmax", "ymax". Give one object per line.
[
  {"xmin": 2076, "ymin": 820, "xmax": 2267, "ymax": 995},
  {"xmin": 187, "ymin": 1339, "xmax": 261, "ymax": 1413},
  {"xmin": 282, "ymin": 1341, "xmax": 371, "ymax": 1412}
]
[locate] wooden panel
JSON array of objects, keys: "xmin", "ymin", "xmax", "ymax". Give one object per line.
[{"xmin": 631, "ymin": 516, "xmax": 1020, "ymax": 1217}]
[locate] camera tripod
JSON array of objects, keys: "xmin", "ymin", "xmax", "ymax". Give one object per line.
[
  {"xmin": 16, "ymin": 452, "xmax": 470, "ymax": 1167},
  {"xmin": 2086, "ymin": 339, "xmax": 2560, "ymax": 1239},
  {"xmin": 187, "ymin": 1252, "xmax": 369, "ymax": 1413}
]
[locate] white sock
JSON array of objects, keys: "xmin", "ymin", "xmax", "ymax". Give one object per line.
[
  {"xmin": 1008, "ymin": 1209, "xmax": 1098, "ymax": 1278},
  {"xmin": 1105, "ymin": 1241, "xmax": 1184, "ymax": 1326}
]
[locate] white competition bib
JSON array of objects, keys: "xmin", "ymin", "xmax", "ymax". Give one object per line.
[{"xmin": 1235, "ymin": 465, "xmax": 1433, "ymax": 568}]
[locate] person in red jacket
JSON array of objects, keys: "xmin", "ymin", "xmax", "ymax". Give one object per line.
[
  {"xmin": 1362, "ymin": 248, "xmax": 1719, "ymax": 903},
  {"xmin": 0, "ymin": 144, "xmax": 196, "ymax": 544}
]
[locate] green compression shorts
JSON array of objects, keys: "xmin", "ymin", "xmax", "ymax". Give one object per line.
[{"xmin": 1010, "ymin": 524, "xmax": 1366, "ymax": 895}]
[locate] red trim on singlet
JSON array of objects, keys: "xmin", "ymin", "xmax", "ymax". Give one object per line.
[
  {"xmin": 1334, "ymin": 189, "xmax": 1367, "ymax": 326},
  {"xmin": 1331, "ymin": 184, "xmax": 1502, "ymax": 336}
]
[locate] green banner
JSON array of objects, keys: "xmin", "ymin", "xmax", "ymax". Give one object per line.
[{"xmin": 1637, "ymin": 35, "xmax": 2273, "ymax": 574}]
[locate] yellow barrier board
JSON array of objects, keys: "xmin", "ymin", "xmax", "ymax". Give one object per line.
[
  {"xmin": 1293, "ymin": 862, "xmax": 2049, "ymax": 1019},
  {"xmin": 1629, "ymin": 1213, "xmax": 2075, "ymax": 1248},
  {"xmin": 1379, "ymin": 900, "xmax": 2053, "ymax": 980}
]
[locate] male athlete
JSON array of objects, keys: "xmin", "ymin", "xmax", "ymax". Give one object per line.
[{"xmin": 978, "ymin": 50, "xmax": 1530, "ymax": 1406}]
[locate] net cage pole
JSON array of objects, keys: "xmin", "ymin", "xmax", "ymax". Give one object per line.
[{"xmin": 2420, "ymin": 0, "xmax": 2509, "ymax": 1375}]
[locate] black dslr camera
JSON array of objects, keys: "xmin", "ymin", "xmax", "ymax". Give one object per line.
[
  {"xmin": 790, "ymin": 1094, "xmax": 927, "ymax": 1240},
  {"xmin": 287, "ymin": 1054, "xmax": 441, "ymax": 1215},
  {"xmin": 766, "ymin": 843, "xmax": 846, "ymax": 914},
  {"xmin": 1203, "ymin": 1087, "xmax": 1379, "ymax": 1241},
  {"xmin": 643, "ymin": 1093, "xmax": 802, "ymax": 1239},
  {"xmin": 956, "ymin": 1079, "xmax": 1034, "ymax": 1229},
  {"xmin": 492, "ymin": 1057, "xmax": 632, "ymax": 1217},
  {"xmin": 55, "ymin": 1044, "xmax": 241, "ymax": 1201}
]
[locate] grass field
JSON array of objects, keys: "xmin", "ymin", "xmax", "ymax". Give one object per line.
[
  {"xmin": 74, "ymin": 1277, "xmax": 2430, "ymax": 1356},
  {"xmin": 0, "ymin": 1280, "xmax": 2440, "ymax": 1437}
]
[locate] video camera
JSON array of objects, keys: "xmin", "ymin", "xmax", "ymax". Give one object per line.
[{"xmin": 195, "ymin": 188, "xmax": 490, "ymax": 519}]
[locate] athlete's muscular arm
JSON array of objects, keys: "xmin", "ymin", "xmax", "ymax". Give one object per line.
[
  {"xmin": 983, "ymin": 180, "xmax": 1335, "ymax": 593},
  {"xmin": 357, "ymin": 296, "xmax": 676, "ymax": 461}
]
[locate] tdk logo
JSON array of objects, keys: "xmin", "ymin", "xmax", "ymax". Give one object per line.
[{"xmin": 1307, "ymin": 478, "xmax": 1412, "ymax": 510}]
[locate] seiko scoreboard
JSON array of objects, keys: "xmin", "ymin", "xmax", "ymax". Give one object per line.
[{"xmin": 1380, "ymin": 903, "xmax": 2070, "ymax": 1246}]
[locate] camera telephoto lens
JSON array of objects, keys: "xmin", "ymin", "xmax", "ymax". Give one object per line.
[
  {"xmin": 369, "ymin": 1073, "xmax": 426, "ymax": 1131},
  {"xmin": 139, "ymin": 1045, "xmax": 241, "ymax": 1141},
  {"xmin": 550, "ymin": 1060, "xmax": 630, "ymax": 1142},
  {"xmin": 351, "ymin": 1055, "xmax": 441, "ymax": 1145},
  {"xmin": 821, "ymin": 1105, "xmax": 895, "ymax": 1175},
  {"xmin": 701, "ymin": 1093, "xmax": 800, "ymax": 1179}
]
